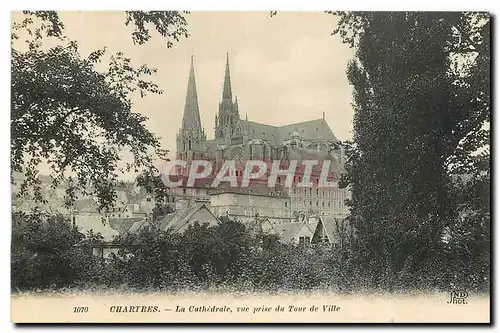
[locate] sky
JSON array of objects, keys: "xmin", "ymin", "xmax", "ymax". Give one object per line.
[{"xmin": 16, "ymin": 11, "xmax": 356, "ymax": 158}]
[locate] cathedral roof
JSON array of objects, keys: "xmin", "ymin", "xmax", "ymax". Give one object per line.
[
  {"xmin": 278, "ymin": 118, "xmax": 338, "ymax": 142},
  {"xmin": 241, "ymin": 118, "xmax": 338, "ymax": 146},
  {"xmin": 242, "ymin": 120, "xmax": 279, "ymax": 144}
]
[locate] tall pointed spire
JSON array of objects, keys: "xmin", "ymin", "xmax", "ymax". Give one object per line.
[
  {"xmin": 182, "ymin": 55, "xmax": 202, "ymax": 132},
  {"xmin": 222, "ymin": 52, "xmax": 232, "ymax": 101}
]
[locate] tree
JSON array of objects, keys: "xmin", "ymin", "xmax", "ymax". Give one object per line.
[
  {"xmin": 11, "ymin": 211, "xmax": 91, "ymax": 290},
  {"xmin": 331, "ymin": 12, "xmax": 490, "ymax": 288},
  {"xmin": 11, "ymin": 11, "xmax": 189, "ymax": 211}
]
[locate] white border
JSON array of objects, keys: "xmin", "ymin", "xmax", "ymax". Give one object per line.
[{"xmin": 2, "ymin": 1, "xmax": 497, "ymax": 332}]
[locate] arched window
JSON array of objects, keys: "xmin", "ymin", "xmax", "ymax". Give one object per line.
[{"xmin": 188, "ymin": 140, "xmax": 192, "ymax": 150}]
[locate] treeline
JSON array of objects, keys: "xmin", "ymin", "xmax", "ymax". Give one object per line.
[
  {"xmin": 331, "ymin": 12, "xmax": 490, "ymax": 293},
  {"xmin": 11, "ymin": 212, "xmax": 489, "ymax": 293}
]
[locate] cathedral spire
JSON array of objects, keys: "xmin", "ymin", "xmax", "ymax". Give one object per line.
[
  {"xmin": 181, "ymin": 55, "xmax": 202, "ymax": 132},
  {"xmin": 222, "ymin": 52, "xmax": 232, "ymax": 101}
]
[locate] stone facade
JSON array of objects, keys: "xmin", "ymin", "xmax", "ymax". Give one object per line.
[{"xmin": 210, "ymin": 185, "xmax": 292, "ymax": 225}]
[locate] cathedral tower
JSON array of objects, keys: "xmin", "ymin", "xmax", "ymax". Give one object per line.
[
  {"xmin": 177, "ymin": 56, "xmax": 206, "ymax": 161},
  {"xmin": 215, "ymin": 53, "xmax": 241, "ymax": 140}
]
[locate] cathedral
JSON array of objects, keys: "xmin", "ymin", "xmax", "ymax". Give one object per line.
[{"xmin": 173, "ymin": 54, "xmax": 351, "ymax": 219}]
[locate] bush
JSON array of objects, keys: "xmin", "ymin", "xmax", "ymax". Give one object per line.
[
  {"xmin": 11, "ymin": 214, "xmax": 490, "ymax": 293},
  {"xmin": 11, "ymin": 211, "xmax": 95, "ymax": 290}
]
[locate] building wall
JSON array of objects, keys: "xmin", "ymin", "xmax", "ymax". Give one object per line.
[
  {"xmin": 169, "ymin": 186, "xmax": 210, "ymax": 201},
  {"xmin": 288, "ymin": 185, "xmax": 351, "ymax": 217},
  {"xmin": 210, "ymin": 192, "xmax": 291, "ymax": 220}
]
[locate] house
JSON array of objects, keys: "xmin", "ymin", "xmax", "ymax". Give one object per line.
[
  {"xmin": 276, "ymin": 218, "xmax": 318, "ymax": 245},
  {"xmin": 243, "ymin": 217, "xmax": 278, "ymax": 236},
  {"xmin": 159, "ymin": 202, "xmax": 220, "ymax": 233},
  {"xmin": 75, "ymin": 213, "xmax": 146, "ymax": 259},
  {"xmin": 311, "ymin": 216, "xmax": 352, "ymax": 248},
  {"xmin": 126, "ymin": 202, "xmax": 220, "ymax": 235}
]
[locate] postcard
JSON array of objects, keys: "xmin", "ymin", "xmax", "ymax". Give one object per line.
[{"xmin": 10, "ymin": 10, "xmax": 491, "ymax": 323}]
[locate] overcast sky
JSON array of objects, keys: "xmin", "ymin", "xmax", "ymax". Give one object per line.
[{"xmin": 24, "ymin": 11, "xmax": 356, "ymax": 157}]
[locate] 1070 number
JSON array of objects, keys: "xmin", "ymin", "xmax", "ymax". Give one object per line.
[{"xmin": 73, "ymin": 307, "xmax": 88, "ymax": 313}]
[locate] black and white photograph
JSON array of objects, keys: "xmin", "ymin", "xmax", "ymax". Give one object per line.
[{"xmin": 9, "ymin": 9, "xmax": 491, "ymax": 323}]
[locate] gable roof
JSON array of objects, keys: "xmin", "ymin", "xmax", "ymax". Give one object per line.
[
  {"xmin": 127, "ymin": 219, "xmax": 150, "ymax": 235},
  {"xmin": 12, "ymin": 198, "xmax": 72, "ymax": 215},
  {"xmin": 244, "ymin": 217, "xmax": 277, "ymax": 235},
  {"xmin": 158, "ymin": 203, "xmax": 220, "ymax": 232},
  {"xmin": 277, "ymin": 219, "xmax": 318, "ymax": 244},
  {"xmin": 73, "ymin": 198, "xmax": 100, "ymax": 213},
  {"xmin": 315, "ymin": 216, "xmax": 351, "ymax": 243},
  {"xmin": 108, "ymin": 217, "xmax": 144, "ymax": 236}
]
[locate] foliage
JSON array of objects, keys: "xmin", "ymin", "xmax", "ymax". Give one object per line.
[
  {"xmin": 10, "ymin": 11, "xmax": 490, "ymax": 294},
  {"xmin": 330, "ymin": 12, "xmax": 490, "ymax": 290},
  {"xmin": 11, "ymin": 211, "xmax": 92, "ymax": 290},
  {"xmin": 11, "ymin": 11, "xmax": 189, "ymax": 211},
  {"xmin": 124, "ymin": 11, "xmax": 189, "ymax": 47},
  {"xmin": 12, "ymin": 213, "xmax": 490, "ymax": 293}
]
